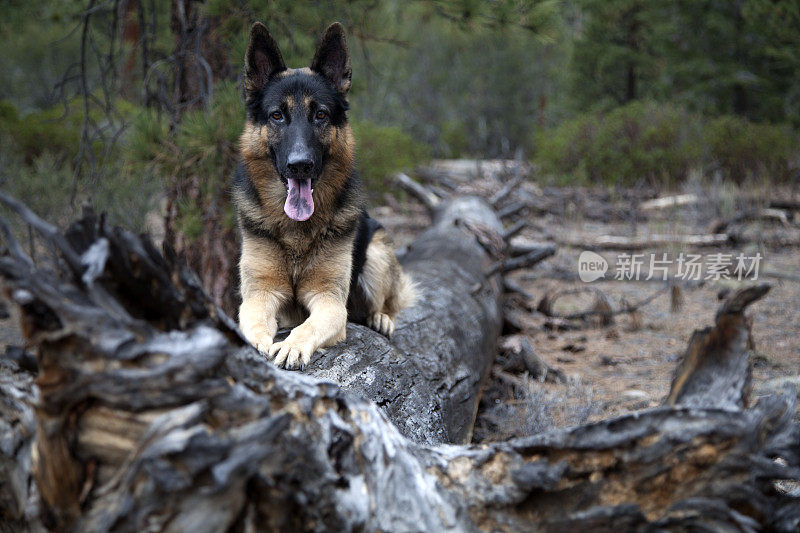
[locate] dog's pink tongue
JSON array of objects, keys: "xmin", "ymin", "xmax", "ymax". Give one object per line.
[{"xmin": 284, "ymin": 178, "xmax": 314, "ymax": 221}]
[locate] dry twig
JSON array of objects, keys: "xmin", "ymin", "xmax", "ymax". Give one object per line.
[
  {"xmin": 394, "ymin": 172, "xmax": 440, "ymax": 211},
  {"xmin": 537, "ymin": 285, "xmax": 670, "ymax": 322}
]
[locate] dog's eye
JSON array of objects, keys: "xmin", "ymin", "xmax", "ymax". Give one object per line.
[
  {"xmin": 315, "ymin": 110, "xmax": 327, "ymax": 121},
  {"xmin": 270, "ymin": 111, "xmax": 283, "ymax": 121}
]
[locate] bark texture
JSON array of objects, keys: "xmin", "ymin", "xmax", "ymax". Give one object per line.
[{"xmin": 0, "ymin": 195, "xmax": 798, "ymax": 532}]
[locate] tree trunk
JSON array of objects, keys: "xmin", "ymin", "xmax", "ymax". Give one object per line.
[
  {"xmin": 0, "ymin": 194, "xmax": 798, "ymax": 531},
  {"xmin": 170, "ymin": 0, "xmax": 210, "ymax": 111}
]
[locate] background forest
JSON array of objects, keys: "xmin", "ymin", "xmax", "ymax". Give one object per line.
[{"xmin": 1, "ymin": 0, "xmax": 798, "ymax": 310}]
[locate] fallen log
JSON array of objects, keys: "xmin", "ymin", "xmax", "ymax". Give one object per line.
[
  {"xmin": 1, "ymin": 198, "xmax": 799, "ymax": 531},
  {"xmin": 305, "ymin": 195, "xmax": 505, "ymax": 444},
  {"xmin": 0, "ymin": 360, "xmax": 35, "ymax": 530},
  {"xmin": 489, "ymin": 175, "xmax": 522, "ymax": 207},
  {"xmin": 708, "ymin": 207, "xmax": 792, "ymax": 234},
  {"xmin": 768, "ymin": 198, "xmax": 800, "ymax": 212},
  {"xmin": 560, "ymin": 233, "xmax": 731, "ymax": 251},
  {"xmin": 0, "ymin": 190, "xmax": 504, "ymax": 447},
  {"xmin": 639, "ymin": 193, "xmax": 699, "ymax": 211},
  {"xmin": 562, "ymin": 228, "xmax": 800, "ymax": 251},
  {"xmin": 500, "ymin": 219, "xmax": 526, "ymax": 241},
  {"xmin": 498, "ymin": 335, "xmax": 566, "ymax": 384}
]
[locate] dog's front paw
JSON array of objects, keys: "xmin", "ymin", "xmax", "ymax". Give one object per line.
[
  {"xmin": 268, "ymin": 333, "xmax": 316, "ymax": 370},
  {"xmin": 241, "ymin": 322, "xmax": 274, "ymax": 354},
  {"xmin": 367, "ymin": 312, "xmax": 395, "ymax": 337},
  {"xmin": 239, "ymin": 299, "xmax": 278, "ymax": 354}
]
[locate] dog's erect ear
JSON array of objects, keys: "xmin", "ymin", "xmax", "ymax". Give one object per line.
[
  {"xmin": 245, "ymin": 22, "xmax": 286, "ymax": 91},
  {"xmin": 311, "ymin": 22, "xmax": 352, "ymax": 94}
]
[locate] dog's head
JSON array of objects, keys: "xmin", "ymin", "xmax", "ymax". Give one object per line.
[{"xmin": 242, "ymin": 22, "xmax": 352, "ymax": 222}]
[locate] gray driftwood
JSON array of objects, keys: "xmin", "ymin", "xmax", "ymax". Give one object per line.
[{"xmin": 0, "ymin": 194, "xmax": 799, "ymax": 531}]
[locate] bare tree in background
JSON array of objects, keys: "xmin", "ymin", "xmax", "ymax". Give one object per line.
[
  {"xmin": 55, "ymin": 0, "xmax": 126, "ymax": 200},
  {"xmin": 60, "ymin": 0, "xmax": 238, "ymax": 313}
]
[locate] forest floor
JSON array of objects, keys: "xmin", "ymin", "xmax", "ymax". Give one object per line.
[
  {"xmin": 375, "ymin": 160, "xmax": 800, "ymax": 442},
  {"xmin": 1, "ymin": 160, "xmax": 798, "ymax": 444}
]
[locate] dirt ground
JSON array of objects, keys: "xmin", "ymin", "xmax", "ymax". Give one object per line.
[
  {"xmin": 2, "ymin": 162, "xmax": 798, "ymax": 444},
  {"xmin": 512, "ymin": 244, "xmax": 800, "ymax": 419}
]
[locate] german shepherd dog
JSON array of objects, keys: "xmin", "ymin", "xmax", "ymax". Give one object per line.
[{"xmin": 233, "ymin": 22, "xmax": 416, "ymax": 370}]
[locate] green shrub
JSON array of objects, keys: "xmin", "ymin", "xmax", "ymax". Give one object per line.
[
  {"xmin": 0, "ymin": 94, "xmax": 138, "ymax": 166},
  {"xmin": 0, "ymin": 95, "xmax": 156, "ymax": 231},
  {"xmin": 351, "ymin": 119, "xmax": 430, "ymax": 196},
  {"xmin": 174, "ymin": 81, "xmax": 243, "ymax": 161},
  {"xmin": 534, "ymin": 101, "xmax": 703, "ymax": 186},
  {"xmin": 0, "ymin": 140, "xmax": 157, "ymax": 232},
  {"xmin": 0, "ymin": 100, "xmax": 19, "ymax": 123},
  {"xmin": 534, "ymin": 101, "xmax": 798, "ymax": 186},
  {"xmin": 533, "ymin": 113, "xmax": 598, "ymax": 185},
  {"xmin": 126, "ymin": 81, "xmax": 243, "ymax": 180},
  {"xmin": 0, "ymin": 149, "xmax": 76, "ymax": 222},
  {"xmin": 439, "ymin": 120, "xmax": 470, "ymax": 158},
  {"xmin": 0, "ymin": 105, "xmax": 82, "ymax": 164},
  {"xmin": 704, "ymin": 116, "xmax": 797, "ymax": 182}
]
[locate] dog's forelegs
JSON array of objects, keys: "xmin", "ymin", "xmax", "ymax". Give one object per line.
[
  {"xmin": 239, "ymin": 291, "xmax": 284, "ymax": 354},
  {"xmin": 359, "ymin": 230, "xmax": 411, "ymax": 337},
  {"xmin": 269, "ymin": 292, "xmax": 347, "ymax": 370},
  {"xmin": 238, "ymin": 236, "xmax": 292, "ymax": 355}
]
